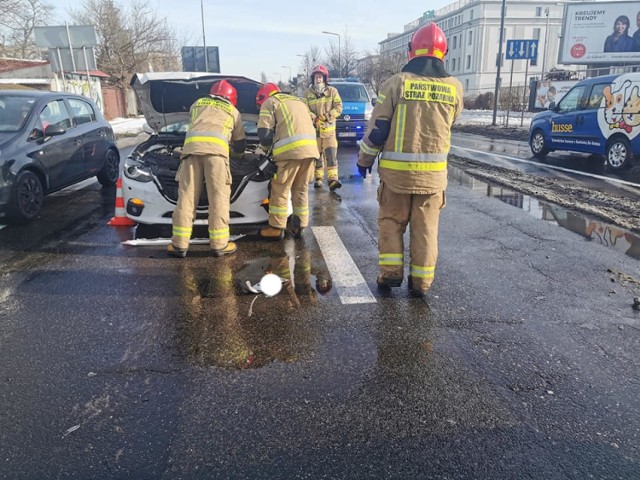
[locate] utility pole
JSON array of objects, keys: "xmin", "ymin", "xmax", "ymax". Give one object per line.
[
  {"xmin": 492, "ymin": 0, "xmax": 507, "ymax": 126},
  {"xmin": 201, "ymin": 0, "xmax": 208, "ymax": 72},
  {"xmin": 322, "ymin": 31, "xmax": 341, "ymax": 77},
  {"xmin": 541, "ymin": 7, "xmax": 550, "ymax": 81}
]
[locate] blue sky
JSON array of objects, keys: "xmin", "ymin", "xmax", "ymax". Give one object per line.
[{"xmin": 53, "ymin": 0, "xmax": 451, "ymax": 82}]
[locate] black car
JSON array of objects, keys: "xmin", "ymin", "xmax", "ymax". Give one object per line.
[{"xmin": 0, "ymin": 90, "xmax": 120, "ymax": 224}]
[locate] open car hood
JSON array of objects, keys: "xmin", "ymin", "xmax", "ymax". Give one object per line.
[{"xmin": 130, "ymin": 72, "xmax": 262, "ymax": 132}]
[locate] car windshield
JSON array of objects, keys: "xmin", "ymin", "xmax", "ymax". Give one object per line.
[
  {"xmin": 0, "ymin": 95, "xmax": 36, "ymax": 132},
  {"xmin": 334, "ymin": 84, "xmax": 369, "ymax": 102},
  {"xmin": 158, "ymin": 119, "xmax": 258, "ymax": 135}
]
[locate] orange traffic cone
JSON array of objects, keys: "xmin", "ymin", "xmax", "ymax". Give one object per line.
[{"xmin": 108, "ymin": 177, "xmax": 136, "ymax": 227}]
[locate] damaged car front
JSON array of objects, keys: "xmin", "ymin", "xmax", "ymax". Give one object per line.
[{"xmin": 123, "ymin": 72, "xmax": 275, "ymax": 225}]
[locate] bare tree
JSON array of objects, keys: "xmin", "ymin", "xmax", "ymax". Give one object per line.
[
  {"xmin": 0, "ymin": 0, "xmax": 54, "ymax": 58},
  {"xmin": 360, "ymin": 52, "xmax": 405, "ymax": 94},
  {"xmin": 69, "ymin": 0, "xmax": 177, "ymax": 87},
  {"xmin": 323, "ymin": 29, "xmax": 359, "ymax": 78},
  {"xmin": 297, "ymin": 45, "xmax": 321, "ymax": 87}
]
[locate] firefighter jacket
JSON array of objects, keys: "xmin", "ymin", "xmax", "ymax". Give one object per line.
[
  {"xmin": 181, "ymin": 95, "xmax": 246, "ymax": 158},
  {"xmin": 258, "ymin": 92, "xmax": 320, "ymax": 161},
  {"xmin": 358, "ymin": 58, "xmax": 463, "ymax": 194},
  {"xmin": 302, "ymin": 85, "xmax": 343, "ymax": 138}
]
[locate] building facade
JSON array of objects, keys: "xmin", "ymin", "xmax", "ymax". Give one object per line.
[{"xmin": 378, "ymin": 0, "xmax": 568, "ymax": 98}]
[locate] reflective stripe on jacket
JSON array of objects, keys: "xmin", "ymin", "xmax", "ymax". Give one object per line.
[
  {"xmin": 258, "ymin": 93, "xmax": 319, "ymax": 161},
  {"xmin": 181, "ymin": 96, "xmax": 245, "ymax": 157},
  {"xmin": 302, "ymin": 85, "xmax": 343, "ymax": 138},
  {"xmin": 358, "ymin": 73, "xmax": 463, "ymax": 193}
]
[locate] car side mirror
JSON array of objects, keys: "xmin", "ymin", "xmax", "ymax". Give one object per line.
[
  {"xmin": 44, "ymin": 124, "xmax": 65, "ymax": 136},
  {"xmin": 371, "ymin": 98, "xmax": 377, "ymax": 106},
  {"xmin": 547, "ymin": 101, "xmax": 556, "ymax": 111}
]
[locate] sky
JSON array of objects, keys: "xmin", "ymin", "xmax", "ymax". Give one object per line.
[{"xmin": 52, "ymin": 0, "xmax": 452, "ymax": 82}]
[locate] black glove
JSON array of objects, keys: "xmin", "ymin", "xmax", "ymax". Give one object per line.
[{"xmin": 357, "ymin": 164, "xmax": 372, "ymax": 179}]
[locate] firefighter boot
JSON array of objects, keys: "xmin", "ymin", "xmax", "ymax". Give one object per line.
[
  {"xmin": 258, "ymin": 226, "xmax": 285, "ymax": 241},
  {"xmin": 291, "ymin": 215, "xmax": 304, "ymax": 239},
  {"xmin": 408, "ymin": 276, "xmax": 428, "ymax": 298},
  {"xmin": 376, "ymin": 275, "xmax": 403, "ymax": 289},
  {"xmin": 167, "ymin": 244, "xmax": 187, "ymax": 258},
  {"xmin": 329, "ymin": 179, "xmax": 342, "ymax": 191},
  {"xmin": 211, "ymin": 242, "xmax": 237, "ymax": 257}
]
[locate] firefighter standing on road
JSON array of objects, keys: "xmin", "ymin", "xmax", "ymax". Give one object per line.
[
  {"xmin": 357, "ymin": 23, "xmax": 463, "ymax": 298},
  {"xmin": 168, "ymin": 80, "xmax": 246, "ymax": 258},
  {"xmin": 302, "ymin": 65, "xmax": 343, "ymax": 191},
  {"xmin": 256, "ymin": 83, "xmax": 319, "ymax": 240}
]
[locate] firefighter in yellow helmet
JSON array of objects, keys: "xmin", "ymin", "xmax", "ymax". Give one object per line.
[
  {"xmin": 167, "ymin": 79, "xmax": 246, "ymax": 258},
  {"xmin": 255, "ymin": 83, "xmax": 319, "ymax": 240},
  {"xmin": 302, "ymin": 64, "xmax": 343, "ymax": 191},
  {"xmin": 357, "ymin": 22, "xmax": 463, "ymax": 298}
]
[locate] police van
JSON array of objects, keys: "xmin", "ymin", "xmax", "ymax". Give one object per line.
[
  {"xmin": 331, "ymin": 78, "xmax": 375, "ymax": 141},
  {"xmin": 528, "ymin": 72, "xmax": 640, "ymax": 170}
]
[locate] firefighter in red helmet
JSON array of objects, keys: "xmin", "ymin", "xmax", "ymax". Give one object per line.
[
  {"xmin": 167, "ymin": 79, "xmax": 246, "ymax": 258},
  {"xmin": 255, "ymin": 82, "xmax": 319, "ymax": 240},
  {"xmin": 302, "ymin": 64, "xmax": 343, "ymax": 190},
  {"xmin": 357, "ymin": 22, "xmax": 464, "ymax": 298}
]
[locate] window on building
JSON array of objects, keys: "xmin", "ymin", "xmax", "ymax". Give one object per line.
[
  {"xmin": 533, "ymin": 27, "xmax": 540, "ymax": 40},
  {"xmin": 466, "ymin": 79, "xmax": 469, "ymax": 90},
  {"xmin": 452, "ymin": 58, "xmax": 456, "ymax": 71},
  {"xmin": 468, "ymin": 31, "xmax": 472, "ymax": 45},
  {"xmin": 466, "ymin": 55, "xmax": 471, "ymax": 69},
  {"xmin": 536, "ymin": 6, "xmax": 542, "ymax": 17},
  {"xmin": 470, "ymin": 9, "xmax": 474, "ymax": 21},
  {"xmin": 453, "ymin": 36, "xmax": 457, "ymax": 49}
]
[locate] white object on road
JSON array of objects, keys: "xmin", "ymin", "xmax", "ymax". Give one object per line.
[
  {"xmin": 245, "ymin": 274, "xmax": 286, "ymax": 296},
  {"xmin": 122, "ymin": 234, "xmax": 245, "ymax": 246}
]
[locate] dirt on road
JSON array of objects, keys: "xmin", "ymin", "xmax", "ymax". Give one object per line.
[{"xmin": 450, "ymin": 124, "xmax": 640, "ymax": 235}]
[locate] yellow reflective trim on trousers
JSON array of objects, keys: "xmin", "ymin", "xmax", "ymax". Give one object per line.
[
  {"xmin": 410, "ymin": 264, "xmax": 435, "ymax": 278},
  {"xmin": 293, "ymin": 206, "xmax": 308, "ymax": 216},
  {"xmin": 208, "ymin": 227, "xmax": 229, "ymax": 239},
  {"xmin": 360, "ymin": 141, "xmax": 380, "ymax": 156},
  {"xmin": 273, "ymin": 138, "xmax": 317, "ymax": 156},
  {"xmin": 394, "ymin": 104, "xmax": 406, "ymax": 152},
  {"xmin": 379, "ymin": 253, "xmax": 403, "ymax": 266},
  {"xmin": 173, "ymin": 225, "xmax": 192, "ymax": 237},
  {"xmin": 269, "ymin": 205, "xmax": 289, "ymax": 216},
  {"xmin": 379, "ymin": 159, "xmax": 447, "ymax": 171},
  {"xmin": 319, "ymin": 124, "xmax": 336, "ymax": 133}
]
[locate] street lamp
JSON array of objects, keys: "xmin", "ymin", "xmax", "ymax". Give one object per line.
[
  {"xmin": 200, "ymin": 0, "xmax": 208, "ymax": 72},
  {"xmin": 321, "ymin": 30, "xmax": 341, "ymax": 77},
  {"xmin": 281, "ymin": 65, "xmax": 291, "ymax": 83},
  {"xmin": 541, "ymin": 7, "xmax": 550, "ymax": 81},
  {"xmin": 492, "ymin": 0, "xmax": 507, "ymax": 126}
]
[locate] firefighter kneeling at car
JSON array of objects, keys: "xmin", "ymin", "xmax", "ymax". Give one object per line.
[
  {"xmin": 168, "ymin": 79, "xmax": 246, "ymax": 258},
  {"xmin": 357, "ymin": 22, "xmax": 463, "ymax": 298},
  {"xmin": 255, "ymin": 83, "xmax": 319, "ymax": 240}
]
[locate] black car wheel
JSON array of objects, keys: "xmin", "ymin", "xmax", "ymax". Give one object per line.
[
  {"xmin": 530, "ymin": 130, "xmax": 549, "ymax": 158},
  {"xmin": 606, "ymin": 136, "xmax": 633, "ymax": 171},
  {"xmin": 97, "ymin": 148, "xmax": 120, "ymax": 186},
  {"xmin": 7, "ymin": 170, "xmax": 44, "ymax": 224}
]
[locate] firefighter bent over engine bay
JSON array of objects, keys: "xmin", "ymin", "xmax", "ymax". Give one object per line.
[
  {"xmin": 357, "ymin": 22, "xmax": 463, "ymax": 298},
  {"xmin": 168, "ymin": 80, "xmax": 246, "ymax": 258},
  {"xmin": 302, "ymin": 64, "xmax": 343, "ymax": 191},
  {"xmin": 256, "ymin": 83, "xmax": 319, "ymax": 240}
]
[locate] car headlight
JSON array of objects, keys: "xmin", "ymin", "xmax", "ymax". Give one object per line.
[
  {"xmin": 123, "ymin": 156, "xmax": 154, "ymax": 183},
  {"xmin": 364, "ymin": 105, "xmax": 374, "ymax": 121}
]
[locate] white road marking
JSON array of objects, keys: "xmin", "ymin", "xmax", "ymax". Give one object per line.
[
  {"xmin": 0, "ymin": 225, "xmax": 5, "ymax": 231},
  {"xmin": 311, "ymin": 226, "xmax": 376, "ymax": 305},
  {"xmin": 451, "ymin": 145, "xmax": 640, "ymax": 189}
]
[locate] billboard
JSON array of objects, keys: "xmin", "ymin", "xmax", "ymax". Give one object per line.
[
  {"xmin": 560, "ymin": 1, "xmax": 640, "ymax": 64},
  {"xmin": 181, "ymin": 46, "xmax": 220, "ymax": 73}
]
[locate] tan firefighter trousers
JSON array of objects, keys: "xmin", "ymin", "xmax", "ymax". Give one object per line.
[
  {"xmin": 269, "ymin": 158, "xmax": 315, "ymax": 229},
  {"xmin": 377, "ymin": 180, "xmax": 446, "ymax": 292},
  {"xmin": 314, "ymin": 136, "xmax": 339, "ymax": 182},
  {"xmin": 171, "ymin": 153, "xmax": 231, "ymax": 251}
]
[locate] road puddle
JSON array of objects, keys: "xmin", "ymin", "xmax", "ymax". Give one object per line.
[{"xmin": 449, "ymin": 166, "xmax": 640, "ymax": 260}]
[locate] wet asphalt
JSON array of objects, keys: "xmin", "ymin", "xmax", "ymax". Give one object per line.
[{"xmin": 0, "ymin": 141, "xmax": 639, "ymax": 479}]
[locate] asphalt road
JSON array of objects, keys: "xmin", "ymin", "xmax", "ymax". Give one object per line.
[{"xmin": 0, "ymin": 140, "xmax": 639, "ymax": 479}]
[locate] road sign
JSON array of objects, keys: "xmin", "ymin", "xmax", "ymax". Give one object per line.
[{"xmin": 505, "ymin": 39, "xmax": 539, "ymax": 61}]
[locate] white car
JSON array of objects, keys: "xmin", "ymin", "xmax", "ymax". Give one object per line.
[{"xmin": 122, "ymin": 72, "xmax": 277, "ymax": 225}]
